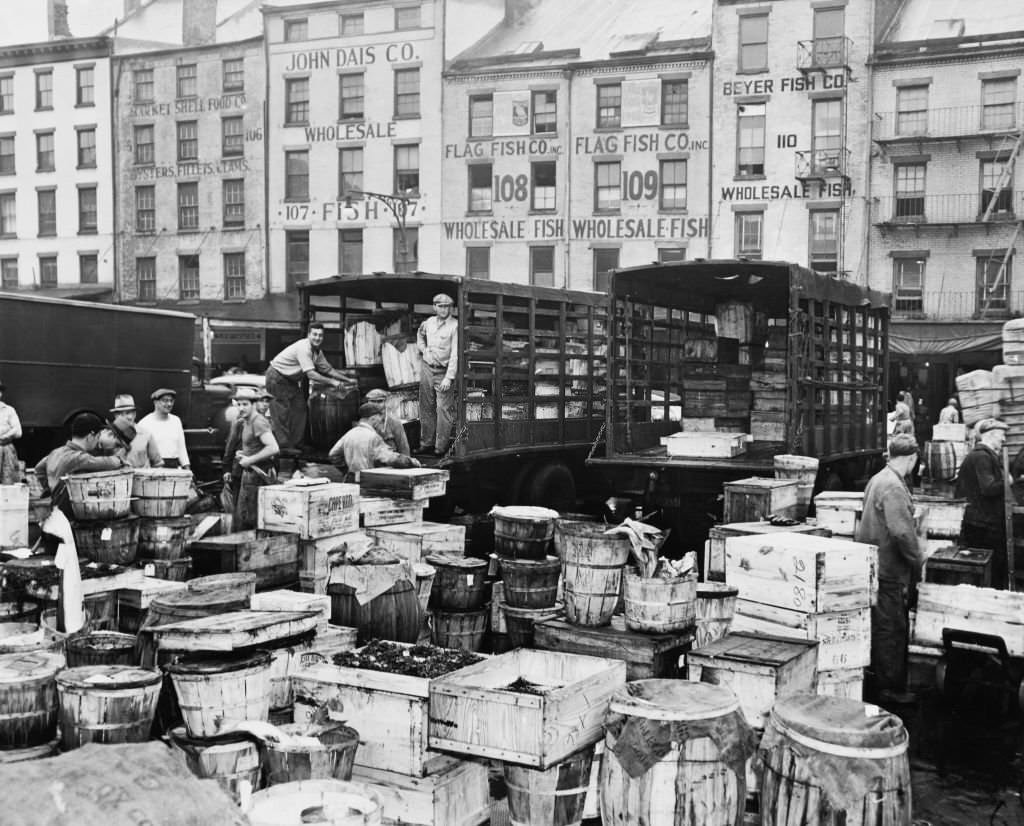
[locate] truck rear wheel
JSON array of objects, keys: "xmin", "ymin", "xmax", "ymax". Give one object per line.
[{"xmin": 523, "ymin": 462, "xmax": 576, "ymax": 513}]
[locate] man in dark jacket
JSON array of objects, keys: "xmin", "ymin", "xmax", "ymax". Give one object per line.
[
  {"xmin": 956, "ymin": 418, "xmax": 1009, "ymax": 588},
  {"xmin": 856, "ymin": 433, "xmax": 924, "ymax": 704},
  {"xmin": 35, "ymin": 412, "xmax": 127, "ymax": 517}
]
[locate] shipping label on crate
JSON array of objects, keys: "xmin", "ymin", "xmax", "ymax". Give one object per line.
[{"xmin": 259, "ymin": 483, "xmax": 360, "ymax": 540}]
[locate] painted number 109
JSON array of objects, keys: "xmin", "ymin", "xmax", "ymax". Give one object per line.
[{"xmin": 622, "ymin": 170, "xmax": 659, "ymax": 201}]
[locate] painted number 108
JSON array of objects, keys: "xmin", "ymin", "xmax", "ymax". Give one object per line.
[{"xmin": 493, "ymin": 174, "xmax": 529, "ymax": 202}]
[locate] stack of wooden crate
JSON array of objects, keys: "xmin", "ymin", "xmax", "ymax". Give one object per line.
[
  {"xmin": 956, "ymin": 369, "xmax": 1000, "ymax": 427},
  {"xmin": 704, "ymin": 520, "xmax": 832, "ymax": 582},
  {"xmin": 749, "ymin": 366, "xmax": 787, "ymax": 442}
]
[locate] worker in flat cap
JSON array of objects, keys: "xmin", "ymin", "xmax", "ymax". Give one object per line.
[
  {"xmin": 363, "ymin": 388, "xmax": 410, "ymax": 457},
  {"xmin": 957, "ymin": 418, "xmax": 1011, "ymax": 588},
  {"xmin": 856, "ymin": 433, "xmax": 924, "ymax": 705},
  {"xmin": 137, "ymin": 388, "xmax": 190, "ymax": 470},
  {"xmin": 417, "ymin": 293, "xmax": 457, "ymax": 456},
  {"xmin": 329, "ymin": 403, "xmax": 421, "ymax": 482},
  {"xmin": 255, "ymin": 389, "xmax": 274, "ymax": 422},
  {"xmin": 228, "ymin": 386, "xmax": 279, "ymax": 530},
  {"xmin": 103, "ymin": 394, "xmax": 163, "ymax": 469}
]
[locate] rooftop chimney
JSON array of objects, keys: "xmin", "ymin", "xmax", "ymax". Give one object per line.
[
  {"xmin": 183, "ymin": 0, "xmax": 217, "ymax": 46},
  {"xmin": 50, "ymin": 0, "xmax": 72, "ymax": 38}
]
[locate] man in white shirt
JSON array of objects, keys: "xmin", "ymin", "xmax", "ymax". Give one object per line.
[
  {"xmin": 417, "ymin": 294, "xmax": 458, "ymax": 455},
  {"xmin": 137, "ymin": 388, "xmax": 190, "ymax": 469}
]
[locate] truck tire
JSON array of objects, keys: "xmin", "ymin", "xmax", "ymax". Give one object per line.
[{"xmin": 523, "ymin": 462, "xmax": 576, "ymax": 513}]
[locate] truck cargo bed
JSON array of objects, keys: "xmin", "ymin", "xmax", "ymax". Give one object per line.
[{"xmin": 589, "ymin": 440, "xmax": 784, "ymax": 473}]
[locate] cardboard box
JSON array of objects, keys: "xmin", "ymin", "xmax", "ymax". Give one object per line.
[{"xmin": 258, "ymin": 482, "xmax": 359, "ymax": 540}]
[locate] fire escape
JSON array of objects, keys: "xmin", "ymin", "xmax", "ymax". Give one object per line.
[{"xmin": 978, "ymin": 129, "xmax": 1024, "ymax": 318}]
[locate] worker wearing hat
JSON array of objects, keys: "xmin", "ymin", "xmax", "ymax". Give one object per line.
[
  {"xmin": 416, "ymin": 293, "xmax": 457, "ymax": 455},
  {"xmin": 104, "ymin": 394, "xmax": 163, "ymax": 469},
  {"xmin": 0, "ymin": 379, "xmax": 22, "ymax": 485},
  {"xmin": 363, "ymin": 388, "xmax": 410, "ymax": 457},
  {"xmin": 229, "ymin": 386, "xmax": 279, "ymax": 530},
  {"xmin": 957, "ymin": 418, "xmax": 1011, "ymax": 588},
  {"xmin": 255, "ymin": 388, "xmax": 274, "ymax": 421},
  {"xmin": 137, "ymin": 388, "xmax": 190, "ymax": 470}
]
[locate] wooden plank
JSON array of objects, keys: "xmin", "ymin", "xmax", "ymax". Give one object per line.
[
  {"xmin": 150, "ymin": 610, "xmax": 321, "ymax": 652},
  {"xmin": 352, "ymin": 757, "xmax": 491, "ymax": 826},
  {"xmin": 116, "ymin": 578, "xmax": 188, "ymax": 609}
]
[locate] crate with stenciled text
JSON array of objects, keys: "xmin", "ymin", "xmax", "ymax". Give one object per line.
[
  {"xmin": 359, "ymin": 496, "xmax": 426, "ymax": 528},
  {"xmin": 365, "ymin": 522, "xmax": 466, "ymax": 564},
  {"xmin": 258, "ymin": 482, "xmax": 359, "ymax": 540},
  {"xmin": 705, "ymin": 521, "xmax": 832, "ymax": 582},
  {"xmin": 359, "ymin": 468, "xmax": 449, "ymax": 501}
]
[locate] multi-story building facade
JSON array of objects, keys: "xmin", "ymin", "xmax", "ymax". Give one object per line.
[
  {"xmin": 869, "ymin": 6, "xmax": 1024, "ymax": 408},
  {"xmin": 0, "ymin": 36, "xmax": 115, "ymax": 295},
  {"xmin": 441, "ymin": 0, "xmax": 712, "ymax": 290}
]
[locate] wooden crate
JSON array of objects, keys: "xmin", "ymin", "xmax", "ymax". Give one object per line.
[
  {"xmin": 750, "ymin": 413, "xmax": 785, "ymax": 442},
  {"xmin": 706, "ymin": 522, "xmax": 832, "ymax": 582},
  {"xmin": 931, "ymin": 423, "xmax": 967, "ymax": 442},
  {"xmin": 812, "ymin": 491, "xmax": 864, "ymax": 537},
  {"xmin": 298, "ymin": 571, "xmax": 328, "ymax": 594},
  {"xmin": 360, "ymin": 496, "xmax": 426, "ymax": 527},
  {"xmin": 533, "ymin": 618, "xmax": 692, "ymax": 680},
  {"xmin": 724, "ymin": 531, "xmax": 876, "ymax": 612},
  {"xmin": 816, "ymin": 667, "xmax": 864, "ymax": 701},
  {"xmin": 686, "ymin": 632, "xmax": 818, "ymax": 729},
  {"xmin": 427, "ymin": 648, "xmax": 626, "ymax": 769},
  {"xmin": 0, "ymin": 484, "xmax": 29, "ymax": 549},
  {"xmin": 723, "ymin": 478, "xmax": 800, "ymax": 523},
  {"xmin": 913, "ymin": 583, "xmax": 1024, "ymax": 656},
  {"xmin": 915, "ymin": 496, "xmax": 966, "ymax": 539},
  {"xmin": 189, "ymin": 529, "xmax": 300, "ymax": 590},
  {"xmin": 300, "ymin": 532, "xmax": 372, "ymax": 578},
  {"xmin": 366, "ymin": 522, "xmax": 466, "ymax": 563},
  {"xmin": 251, "ymin": 589, "xmax": 331, "ymax": 629},
  {"xmin": 116, "ymin": 578, "xmax": 188, "ymax": 633},
  {"xmin": 730, "ymin": 599, "xmax": 870, "ymax": 669},
  {"xmin": 359, "ymin": 468, "xmax": 450, "ymax": 501},
  {"xmin": 352, "ymin": 756, "xmax": 490, "ymax": 826},
  {"xmin": 659, "ymin": 432, "xmax": 747, "ymax": 458},
  {"xmin": 149, "ymin": 609, "xmax": 321, "ymax": 652},
  {"xmin": 924, "ymin": 546, "xmax": 992, "ymax": 587},
  {"xmin": 258, "ymin": 482, "xmax": 360, "ymax": 539}
]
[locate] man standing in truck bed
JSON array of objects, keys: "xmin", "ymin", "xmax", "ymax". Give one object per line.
[{"xmin": 417, "ymin": 294, "xmax": 458, "ymax": 456}]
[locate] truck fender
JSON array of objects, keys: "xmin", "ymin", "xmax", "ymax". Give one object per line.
[{"xmin": 523, "ymin": 461, "xmax": 576, "ymax": 512}]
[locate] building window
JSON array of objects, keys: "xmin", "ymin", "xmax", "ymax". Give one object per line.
[
  {"xmin": 395, "ymin": 6, "xmax": 419, "ymax": 29},
  {"xmin": 78, "ymin": 187, "xmax": 97, "ymax": 234},
  {"xmin": 137, "ymin": 257, "xmax": 156, "ymax": 300},
  {"xmin": 531, "ymin": 161, "xmax": 556, "ymax": 211},
  {"xmin": 223, "ymin": 178, "xmax": 244, "ymax": 228},
  {"xmin": 223, "ymin": 252, "xmax": 246, "ymax": 299},
  {"xmin": 894, "ymin": 163, "xmax": 926, "ymax": 220},
  {"xmin": 35, "ymin": 70, "xmax": 53, "ymax": 110},
  {"xmin": 134, "ymin": 124, "xmax": 154, "ymax": 165},
  {"xmin": 981, "ymin": 159, "xmax": 1015, "ymax": 217},
  {"xmin": 284, "ymin": 18, "xmax": 308, "ymax": 41},
  {"xmin": 0, "ymin": 192, "xmax": 15, "ymax": 236},
  {"xmin": 659, "ymin": 159, "xmax": 687, "ymax": 210},
  {"xmin": 1, "ymin": 259, "xmax": 17, "ymax": 288},
  {"xmin": 285, "ymin": 77, "xmax": 310, "ymax": 125},
  {"xmin": 982, "ymin": 77, "xmax": 1017, "ymax": 131},
  {"xmin": 0, "ymin": 75, "xmax": 12, "ymax": 114},
  {"xmin": 340, "ymin": 13, "xmax": 364, "ymax": 35},
  {"xmin": 735, "ymin": 212, "xmax": 764, "ymax": 258},
  {"xmin": 468, "ymin": 163, "xmax": 492, "ymax": 212},
  {"xmin": 530, "ymin": 246, "xmax": 555, "ymax": 287},
  {"xmin": 76, "ymin": 66, "xmax": 95, "ymax": 106},
  {"xmin": 737, "ymin": 103, "xmax": 765, "ymax": 176},
  {"xmin": 739, "ymin": 14, "xmax": 769, "ymax": 73},
  {"xmin": 285, "ymin": 150, "xmax": 309, "ymax": 201},
  {"xmin": 394, "ymin": 227, "xmax": 418, "ymax": 273},
  {"xmin": 809, "ymin": 209, "xmax": 839, "ymax": 275},
  {"xmin": 179, "ymin": 255, "xmax": 200, "ymax": 300},
  {"xmin": 36, "ymin": 131, "xmax": 55, "ymax": 172},
  {"xmin": 978, "ymin": 255, "xmax": 1011, "ymax": 312},
  {"xmin": 661, "ymin": 79, "xmax": 688, "ymax": 126},
  {"xmin": 811, "ymin": 6, "xmax": 845, "ymax": 67},
  {"xmin": 77, "ymin": 128, "xmax": 96, "ymax": 168},
  {"xmin": 532, "ymin": 90, "xmax": 557, "ymax": 134},
  {"xmin": 593, "ymin": 248, "xmax": 619, "ymax": 292},
  {"xmin": 339, "ymin": 73, "xmax": 364, "ymax": 120},
  {"xmin": 596, "ymin": 84, "xmax": 621, "ymax": 129},
  {"xmin": 594, "ymin": 161, "xmax": 621, "ymax": 212},
  {"xmin": 812, "ymin": 98, "xmax": 843, "ymax": 173},
  {"xmin": 177, "ymin": 121, "xmax": 198, "ymax": 161},
  {"xmin": 37, "ymin": 190, "xmax": 56, "ymax": 237},
  {"xmin": 339, "ymin": 229, "xmax": 363, "ymax": 274},
  {"xmin": 286, "ymin": 230, "xmax": 309, "ymax": 288},
  {"xmin": 469, "ymin": 94, "xmax": 493, "ymax": 137},
  {"xmin": 222, "ymin": 116, "xmax": 244, "ymax": 157},
  {"xmin": 893, "ymin": 258, "xmax": 924, "ymax": 313},
  {"xmin": 79, "ymin": 253, "xmax": 98, "ymax": 284},
  {"xmin": 658, "ymin": 248, "xmax": 686, "ymax": 263},
  {"xmin": 135, "ymin": 186, "xmax": 155, "ymax": 232},
  {"xmin": 223, "ymin": 58, "xmax": 244, "ymax": 92},
  {"xmin": 339, "ymin": 147, "xmax": 363, "ymax": 197},
  {"xmin": 0, "ymin": 135, "xmax": 13, "ymax": 175},
  {"xmin": 896, "ymin": 85, "xmax": 928, "ymax": 136},
  {"xmin": 134, "ymin": 68, "xmax": 154, "ymax": 102},
  {"xmin": 467, "ymin": 247, "xmax": 490, "ymax": 279},
  {"xmin": 177, "ymin": 182, "xmax": 199, "ymax": 231},
  {"xmin": 394, "ymin": 68, "xmax": 420, "ymax": 118},
  {"xmin": 394, "ymin": 144, "xmax": 419, "ymax": 194},
  {"xmin": 176, "ymin": 64, "xmax": 197, "ymax": 98},
  {"xmin": 39, "ymin": 255, "xmax": 57, "ymax": 287}
]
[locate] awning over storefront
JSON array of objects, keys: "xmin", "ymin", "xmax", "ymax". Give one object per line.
[{"xmin": 889, "ymin": 321, "xmax": 1004, "ymax": 355}]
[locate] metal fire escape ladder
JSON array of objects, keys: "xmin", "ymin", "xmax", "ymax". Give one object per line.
[{"xmin": 978, "ymin": 130, "xmax": 1024, "ymax": 318}]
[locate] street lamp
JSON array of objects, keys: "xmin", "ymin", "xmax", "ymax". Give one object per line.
[{"xmin": 344, "ymin": 189, "xmax": 418, "ymax": 273}]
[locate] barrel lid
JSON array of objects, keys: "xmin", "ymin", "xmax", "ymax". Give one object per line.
[
  {"xmin": 490, "ymin": 505, "xmax": 560, "ymax": 521},
  {"xmin": 152, "ymin": 588, "xmax": 246, "ymax": 610},
  {"xmin": 770, "ymin": 693, "xmax": 908, "ymax": 751},
  {"xmin": 66, "ymin": 631, "xmax": 137, "ymax": 652},
  {"xmin": 425, "ymin": 554, "xmax": 488, "ymax": 570},
  {"xmin": 610, "ymin": 679, "xmax": 740, "ymax": 721},
  {"xmin": 56, "ymin": 664, "xmax": 161, "ymax": 690},
  {"xmin": 696, "ymin": 583, "xmax": 740, "ymax": 600},
  {"xmin": 0, "ymin": 650, "xmax": 65, "ymax": 682},
  {"xmin": 164, "ymin": 650, "xmax": 272, "ymax": 676}
]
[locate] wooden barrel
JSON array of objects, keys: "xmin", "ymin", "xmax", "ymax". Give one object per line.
[
  {"xmin": 65, "ymin": 631, "xmax": 137, "ymax": 668},
  {"xmin": 426, "ymin": 554, "xmax": 489, "ymax": 610},
  {"xmin": 56, "ymin": 665, "xmax": 162, "ymax": 749},
  {"xmin": 922, "ymin": 441, "xmax": 967, "ymax": 483},
  {"xmin": 72, "ymin": 515, "xmax": 140, "ymax": 565},
  {"xmin": 0, "ymin": 650, "xmax": 63, "ymax": 749},
  {"xmin": 601, "ymin": 680, "xmax": 751, "ymax": 826},
  {"xmin": 246, "ymin": 779, "xmax": 382, "ymax": 826},
  {"xmin": 308, "ymin": 389, "xmax": 360, "ymax": 451},
  {"xmin": 137, "ymin": 516, "xmax": 192, "ymax": 560},
  {"xmin": 557, "ymin": 520, "xmax": 630, "ymax": 627},
  {"xmin": 504, "ymin": 744, "xmax": 595, "ymax": 826},
  {"xmin": 165, "ymin": 651, "xmax": 273, "ymax": 739},
  {"xmin": 430, "ymin": 607, "xmax": 488, "ymax": 652},
  {"xmin": 623, "ymin": 572, "xmax": 697, "ymax": 633},
  {"xmin": 695, "ymin": 583, "xmax": 739, "ymax": 649},
  {"xmin": 168, "ymin": 725, "xmax": 262, "ymax": 805},
  {"xmin": 140, "ymin": 556, "xmax": 193, "ymax": 582},
  {"xmin": 144, "ymin": 587, "xmax": 251, "ymax": 630},
  {"xmin": 760, "ymin": 694, "xmax": 911, "ymax": 826},
  {"xmin": 131, "ymin": 468, "xmax": 193, "ymax": 518},
  {"xmin": 187, "ymin": 572, "xmax": 258, "ymax": 601},
  {"xmin": 492, "ymin": 506, "xmax": 560, "ymax": 560},
  {"xmin": 262, "ymin": 722, "xmax": 360, "ymax": 786},
  {"xmin": 64, "ymin": 468, "xmax": 134, "ymax": 521},
  {"xmin": 502, "ymin": 601, "xmax": 564, "ymax": 649},
  {"xmin": 774, "ymin": 455, "xmax": 819, "ymax": 519},
  {"xmin": 499, "ymin": 555, "xmax": 561, "ymax": 609},
  {"xmin": 264, "ymin": 630, "xmax": 318, "ymax": 710},
  {"xmin": 0, "ymin": 622, "xmax": 46, "ymax": 655},
  {"xmin": 327, "ymin": 568, "xmax": 421, "ymax": 646}
]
